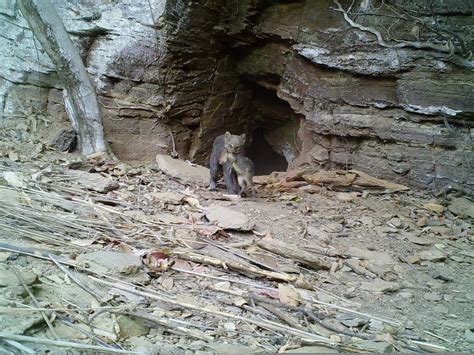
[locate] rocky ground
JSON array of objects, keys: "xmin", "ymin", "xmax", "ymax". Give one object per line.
[{"xmin": 0, "ymin": 149, "xmax": 473, "ymax": 353}]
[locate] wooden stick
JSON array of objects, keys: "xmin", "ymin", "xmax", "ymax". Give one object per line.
[
  {"xmin": 344, "ymin": 259, "xmax": 377, "ymax": 279},
  {"xmin": 124, "ymin": 312, "xmax": 213, "ymax": 342},
  {"xmin": 89, "ymin": 276, "xmax": 335, "ymax": 344},
  {"xmin": 0, "ymin": 333, "xmax": 132, "ymax": 353},
  {"xmin": 49, "ymin": 254, "xmax": 100, "ymax": 301},
  {"xmin": 256, "ymin": 302, "xmax": 303, "ymax": 330},
  {"xmin": 199, "ymin": 238, "xmax": 282, "ymax": 272},
  {"xmin": 311, "ymin": 299, "xmax": 401, "ymax": 326},
  {"xmin": 256, "ymin": 237, "xmax": 332, "ymax": 270},
  {"xmin": 423, "ymin": 330, "xmax": 454, "ymax": 344},
  {"xmin": 178, "ymin": 253, "xmax": 297, "ymax": 282},
  {"xmin": 3, "ymin": 340, "xmax": 35, "ymax": 354},
  {"xmin": 172, "ymin": 267, "xmax": 276, "ymax": 291},
  {"xmin": 12, "ymin": 268, "xmax": 59, "ymax": 339}
]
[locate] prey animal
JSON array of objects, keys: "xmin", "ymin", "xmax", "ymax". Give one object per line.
[
  {"xmin": 219, "ymin": 134, "xmax": 255, "ymax": 197},
  {"xmin": 209, "ymin": 131, "xmax": 246, "ymax": 194}
]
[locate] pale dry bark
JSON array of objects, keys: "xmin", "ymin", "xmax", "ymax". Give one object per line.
[{"xmin": 17, "ymin": 0, "xmax": 115, "ymax": 158}]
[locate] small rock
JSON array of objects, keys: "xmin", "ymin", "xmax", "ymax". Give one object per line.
[
  {"xmin": 324, "ymin": 222, "xmax": 344, "ymax": 232},
  {"xmin": 419, "ymin": 249, "xmax": 446, "ymax": 262},
  {"xmin": 406, "ymin": 234, "xmax": 433, "ymax": 246},
  {"xmin": 117, "ymin": 315, "xmax": 150, "ymax": 340},
  {"xmin": 0, "ymin": 251, "xmax": 12, "ymax": 262},
  {"xmin": 348, "ymin": 247, "xmax": 394, "ymax": 267},
  {"xmin": 336, "ymin": 192, "xmax": 358, "ymax": 202},
  {"xmin": 224, "ymin": 306, "xmax": 242, "ymax": 314},
  {"xmin": 423, "ymin": 203, "xmax": 444, "ymax": 214},
  {"xmin": 156, "ymin": 154, "xmax": 210, "ymax": 186},
  {"xmin": 448, "ymin": 197, "xmax": 474, "ymax": 219},
  {"xmin": 49, "ymin": 322, "xmax": 90, "ymax": 340},
  {"xmin": 223, "ymin": 322, "xmax": 236, "ymax": 332},
  {"xmin": 352, "ymin": 340, "xmax": 393, "ymax": 352},
  {"xmin": 0, "ymin": 188, "xmax": 21, "ymax": 205},
  {"xmin": 398, "ymin": 291, "xmax": 413, "ymax": 299},
  {"xmin": 8, "ymin": 151, "xmax": 19, "ymax": 161},
  {"xmin": 65, "ymin": 170, "xmax": 119, "ymax": 193},
  {"xmin": 153, "ymin": 212, "xmax": 188, "ymax": 225},
  {"xmin": 206, "ymin": 343, "xmax": 258, "ymax": 354},
  {"xmin": 0, "ymin": 267, "xmax": 37, "ymax": 287},
  {"xmin": 465, "ymin": 330, "xmax": 474, "ymax": 343},
  {"xmin": 205, "ymin": 204, "xmax": 255, "ymax": 231},
  {"xmin": 432, "ymin": 272, "xmax": 453, "ymax": 282},
  {"xmin": 1, "ymin": 313, "xmax": 45, "ymax": 334},
  {"xmin": 2, "ymin": 171, "xmax": 27, "ymax": 188},
  {"xmin": 287, "ymin": 346, "xmax": 338, "ymax": 353},
  {"xmin": 405, "ymin": 255, "xmax": 421, "ymax": 264},
  {"xmin": 339, "ymin": 317, "xmax": 367, "ymax": 327},
  {"xmin": 76, "ymin": 251, "xmax": 143, "ymax": 276},
  {"xmin": 387, "ymin": 217, "xmax": 403, "ymax": 229},
  {"xmin": 432, "ymin": 305, "xmax": 449, "ymax": 314},
  {"xmin": 126, "ymin": 336, "xmax": 157, "ymax": 354},
  {"xmin": 423, "ymin": 292, "xmax": 442, "ymax": 302},
  {"xmin": 360, "ymin": 279, "xmax": 400, "ymax": 294},
  {"xmin": 149, "ymin": 191, "xmax": 186, "ymax": 205},
  {"xmin": 416, "ymin": 217, "xmax": 428, "ymax": 227}
]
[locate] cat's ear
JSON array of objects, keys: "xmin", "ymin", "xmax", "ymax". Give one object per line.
[{"xmin": 240, "ymin": 133, "xmax": 246, "ymax": 143}]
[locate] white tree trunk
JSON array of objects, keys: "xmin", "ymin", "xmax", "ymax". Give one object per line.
[{"xmin": 17, "ymin": 0, "xmax": 115, "ymax": 158}]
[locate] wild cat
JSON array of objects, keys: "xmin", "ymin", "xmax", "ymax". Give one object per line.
[
  {"xmin": 219, "ymin": 133, "xmax": 255, "ymax": 197},
  {"xmin": 209, "ymin": 131, "xmax": 246, "ymax": 194}
]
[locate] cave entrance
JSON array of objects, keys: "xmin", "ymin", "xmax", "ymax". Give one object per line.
[
  {"xmin": 247, "ymin": 128, "xmax": 288, "ymax": 175},
  {"xmin": 245, "ymin": 85, "xmax": 303, "ymax": 175}
]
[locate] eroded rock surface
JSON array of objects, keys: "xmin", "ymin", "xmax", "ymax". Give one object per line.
[{"xmin": 1, "ymin": 0, "xmax": 472, "ymax": 193}]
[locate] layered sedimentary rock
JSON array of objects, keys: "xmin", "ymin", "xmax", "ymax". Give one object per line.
[{"xmin": 1, "ymin": 0, "xmax": 472, "ymax": 192}]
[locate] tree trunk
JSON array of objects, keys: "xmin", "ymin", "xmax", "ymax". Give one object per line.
[{"xmin": 17, "ymin": 0, "xmax": 115, "ymax": 159}]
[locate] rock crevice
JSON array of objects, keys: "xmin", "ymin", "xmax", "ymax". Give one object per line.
[{"xmin": 1, "ymin": 0, "xmax": 472, "ymax": 192}]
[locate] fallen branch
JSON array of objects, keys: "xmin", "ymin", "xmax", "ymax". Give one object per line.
[
  {"xmin": 0, "ymin": 333, "xmax": 131, "ymax": 353},
  {"xmin": 89, "ymin": 276, "xmax": 335, "ymax": 344},
  {"xmin": 344, "ymin": 259, "xmax": 377, "ymax": 279},
  {"xmin": 49, "ymin": 254, "xmax": 100, "ymax": 301},
  {"xmin": 177, "ymin": 253, "xmax": 297, "ymax": 282},
  {"xmin": 12, "ymin": 267, "xmax": 59, "ymax": 340},
  {"xmin": 125, "ymin": 312, "xmax": 213, "ymax": 342},
  {"xmin": 256, "ymin": 237, "xmax": 332, "ymax": 270}
]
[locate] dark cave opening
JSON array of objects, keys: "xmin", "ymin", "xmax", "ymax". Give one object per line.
[
  {"xmin": 247, "ymin": 127, "xmax": 288, "ymax": 175},
  {"xmin": 242, "ymin": 84, "xmax": 302, "ymax": 175}
]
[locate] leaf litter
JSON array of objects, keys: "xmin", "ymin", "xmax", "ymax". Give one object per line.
[{"xmin": 0, "ymin": 152, "xmax": 472, "ymax": 353}]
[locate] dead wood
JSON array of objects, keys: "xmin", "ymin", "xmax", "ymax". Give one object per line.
[
  {"xmin": 90, "ymin": 276, "xmax": 336, "ymax": 344},
  {"xmin": 303, "ymin": 244, "xmax": 347, "ymax": 258},
  {"xmin": 303, "ymin": 169, "xmax": 409, "ymax": 192},
  {"xmin": 177, "ymin": 253, "xmax": 297, "ymax": 282},
  {"xmin": 344, "ymin": 259, "xmax": 377, "ymax": 279},
  {"xmin": 0, "ymin": 333, "xmax": 130, "ymax": 353},
  {"xmin": 256, "ymin": 236, "xmax": 332, "ymax": 270},
  {"xmin": 256, "ymin": 302, "xmax": 304, "ymax": 330},
  {"xmin": 124, "ymin": 312, "xmax": 213, "ymax": 341},
  {"xmin": 17, "ymin": 0, "xmax": 115, "ymax": 158}
]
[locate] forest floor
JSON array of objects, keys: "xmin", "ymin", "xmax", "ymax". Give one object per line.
[{"xmin": 0, "ymin": 150, "xmax": 473, "ymax": 353}]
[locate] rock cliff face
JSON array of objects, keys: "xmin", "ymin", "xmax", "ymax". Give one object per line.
[{"xmin": 1, "ymin": 0, "xmax": 473, "ymax": 192}]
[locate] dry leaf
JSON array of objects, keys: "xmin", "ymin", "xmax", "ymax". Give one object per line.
[
  {"xmin": 172, "ymin": 259, "xmax": 194, "ymax": 271},
  {"xmin": 278, "ymin": 284, "xmax": 301, "ymax": 306},
  {"xmin": 143, "ymin": 250, "xmax": 170, "ymax": 273},
  {"xmin": 423, "ymin": 203, "xmax": 444, "ymax": 213}
]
